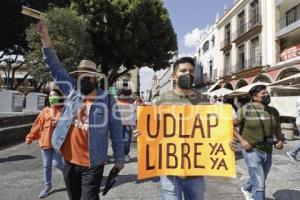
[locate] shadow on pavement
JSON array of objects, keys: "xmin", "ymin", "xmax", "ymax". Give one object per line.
[
  {"xmin": 273, "ymin": 189, "xmax": 300, "ymax": 200},
  {"xmin": 100, "ymin": 174, "xmax": 160, "ymax": 193},
  {"xmin": 49, "ymin": 187, "xmax": 67, "ymax": 195},
  {"xmin": 0, "ymin": 154, "xmax": 35, "ymax": 163}
]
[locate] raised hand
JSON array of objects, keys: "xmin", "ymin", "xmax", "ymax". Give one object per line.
[{"xmin": 37, "ymin": 20, "xmax": 52, "ymax": 47}]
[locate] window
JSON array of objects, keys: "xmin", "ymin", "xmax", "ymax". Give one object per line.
[
  {"xmin": 202, "ymin": 41, "xmax": 209, "ymax": 53},
  {"xmin": 224, "ymin": 52, "xmax": 231, "ymax": 75},
  {"xmin": 209, "ymin": 60, "xmax": 213, "ymax": 79},
  {"xmin": 250, "ymin": 0, "xmax": 259, "ymax": 26},
  {"xmin": 123, "ymin": 79, "xmax": 129, "ymax": 88},
  {"xmin": 251, "ymin": 37, "xmax": 261, "ymax": 66},
  {"xmin": 238, "ymin": 45, "xmax": 245, "ymax": 70},
  {"xmin": 286, "ymin": 4, "xmax": 300, "ymax": 26},
  {"xmin": 225, "ymin": 23, "xmax": 231, "ymax": 45},
  {"xmin": 238, "ymin": 11, "xmax": 245, "ymax": 35},
  {"xmin": 211, "ymin": 35, "xmax": 215, "ymax": 47}
]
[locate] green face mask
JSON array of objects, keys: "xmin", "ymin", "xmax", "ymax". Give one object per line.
[{"xmin": 49, "ymin": 96, "xmax": 59, "ymax": 106}]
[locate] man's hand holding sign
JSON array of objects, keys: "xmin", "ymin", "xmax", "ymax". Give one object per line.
[{"xmin": 136, "ymin": 104, "xmax": 236, "ymax": 179}]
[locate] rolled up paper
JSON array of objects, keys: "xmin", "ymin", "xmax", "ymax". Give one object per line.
[{"xmin": 21, "ymin": 6, "xmax": 46, "ymax": 20}]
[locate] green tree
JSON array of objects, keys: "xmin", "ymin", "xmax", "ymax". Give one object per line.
[
  {"xmin": 72, "ymin": 0, "xmax": 177, "ymax": 85},
  {"xmin": 25, "ymin": 7, "xmax": 94, "ymax": 90},
  {"xmin": 0, "ymin": 0, "xmax": 70, "ymax": 90}
]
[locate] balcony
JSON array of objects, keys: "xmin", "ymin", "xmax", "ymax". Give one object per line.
[
  {"xmin": 232, "ymin": 15, "xmax": 262, "ymax": 44},
  {"xmin": 220, "ymin": 37, "xmax": 232, "ymax": 52},
  {"xmin": 234, "ymin": 56, "xmax": 262, "ymax": 73},
  {"xmin": 277, "ymin": 15, "xmax": 300, "ymax": 38}
]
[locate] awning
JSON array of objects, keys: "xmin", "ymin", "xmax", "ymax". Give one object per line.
[
  {"xmin": 206, "ymin": 88, "xmax": 233, "ymax": 98},
  {"xmin": 206, "ymin": 80, "xmax": 221, "ymax": 93},
  {"xmin": 228, "ymin": 82, "xmax": 269, "ymax": 97},
  {"xmin": 270, "ymin": 72, "xmax": 300, "ymax": 86},
  {"xmin": 269, "ymin": 96, "xmax": 298, "ymax": 117}
]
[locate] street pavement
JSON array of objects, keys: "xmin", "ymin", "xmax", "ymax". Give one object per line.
[{"xmin": 0, "ymin": 139, "xmax": 300, "ymax": 200}]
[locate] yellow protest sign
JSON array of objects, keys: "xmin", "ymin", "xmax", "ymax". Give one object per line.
[{"xmin": 137, "ymin": 105, "xmax": 236, "ymax": 180}]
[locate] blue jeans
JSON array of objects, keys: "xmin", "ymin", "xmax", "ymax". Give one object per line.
[
  {"xmin": 123, "ymin": 125, "xmax": 132, "ymax": 156},
  {"xmin": 41, "ymin": 148, "xmax": 64, "ymax": 187},
  {"xmin": 242, "ymin": 149, "xmax": 272, "ymax": 200},
  {"xmin": 290, "ymin": 127, "xmax": 300, "ymax": 156},
  {"xmin": 160, "ymin": 176, "xmax": 205, "ymax": 200}
]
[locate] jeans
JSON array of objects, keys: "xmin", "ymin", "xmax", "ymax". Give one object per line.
[
  {"xmin": 63, "ymin": 161, "xmax": 104, "ymax": 200},
  {"xmin": 41, "ymin": 148, "xmax": 64, "ymax": 187},
  {"xmin": 242, "ymin": 149, "xmax": 272, "ymax": 200},
  {"xmin": 290, "ymin": 127, "xmax": 300, "ymax": 156},
  {"xmin": 160, "ymin": 176, "xmax": 205, "ymax": 200},
  {"xmin": 123, "ymin": 125, "xmax": 132, "ymax": 156}
]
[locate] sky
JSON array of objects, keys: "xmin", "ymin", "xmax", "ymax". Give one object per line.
[{"xmin": 139, "ymin": 0, "xmax": 234, "ymax": 95}]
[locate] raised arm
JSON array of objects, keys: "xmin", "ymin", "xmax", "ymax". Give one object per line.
[{"xmin": 37, "ymin": 21, "xmax": 75, "ymax": 95}]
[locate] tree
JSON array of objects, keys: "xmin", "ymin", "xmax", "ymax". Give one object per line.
[
  {"xmin": 72, "ymin": 0, "xmax": 177, "ymax": 85},
  {"xmin": 0, "ymin": 0, "xmax": 70, "ymax": 90},
  {"xmin": 25, "ymin": 7, "xmax": 94, "ymax": 90}
]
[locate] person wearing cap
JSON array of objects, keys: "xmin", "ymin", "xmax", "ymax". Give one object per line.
[
  {"xmin": 234, "ymin": 85, "xmax": 284, "ymax": 200},
  {"xmin": 37, "ymin": 21, "xmax": 124, "ymax": 200}
]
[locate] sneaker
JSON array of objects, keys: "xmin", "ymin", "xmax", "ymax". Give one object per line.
[
  {"xmin": 124, "ymin": 155, "xmax": 130, "ymax": 163},
  {"xmin": 241, "ymin": 187, "xmax": 253, "ymax": 200},
  {"xmin": 287, "ymin": 151, "xmax": 298, "ymax": 162},
  {"xmin": 38, "ymin": 186, "xmax": 52, "ymax": 198}
]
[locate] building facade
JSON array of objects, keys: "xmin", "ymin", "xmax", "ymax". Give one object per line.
[
  {"xmin": 194, "ymin": 15, "xmax": 221, "ymax": 87},
  {"xmin": 113, "ymin": 67, "xmax": 139, "ymax": 96},
  {"xmin": 215, "ymin": 0, "xmax": 300, "ymax": 90}
]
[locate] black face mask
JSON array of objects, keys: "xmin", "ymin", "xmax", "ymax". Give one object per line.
[
  {"xmin": 79, "ymin": 77, "xmax": 97, "ymax": 95},
  {"xmin": 261, "ymin": 95, "xmax": 271, "ymax": 106},
  {"xmin": 177, "ymin": 74, "xmax": 194, "ymax": 89}
]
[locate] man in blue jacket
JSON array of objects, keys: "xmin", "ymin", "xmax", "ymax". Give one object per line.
[{"xmin": 37, "ymin": 21, "xmax": 124, "ymax": 200}]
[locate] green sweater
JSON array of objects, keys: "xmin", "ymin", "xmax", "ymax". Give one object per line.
[
  {"xmin": 156, "ymin": 90, "xmax": 209, "ymax": 105},
  {"xmin": 237, "ymin": 103, "xmax": 280, "ymax": 153}
]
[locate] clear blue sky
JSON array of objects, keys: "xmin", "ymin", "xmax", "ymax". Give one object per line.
[
  {"xmin": 140, "ymin": 0, "xmax": 234, "ymax": 94},
  {"xmin": 163, "ymin": 0, "xmax": 234, "ymax": 55}
]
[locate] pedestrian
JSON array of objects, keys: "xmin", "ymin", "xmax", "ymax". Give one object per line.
[
  {"xmin": 210, "ymin": 95, "xmax": 219, "ymax": 104},
  {"xmin": 25, "ymin": 88, "xmax": 65, "ymax": 198},
  {"xmin": 286, "ymin": 96, "xmax": 300, "ymax": 161},
  {"xmin": 134, "ymin": 57, "xmax": 237, "ymax": 200},
  {"xmin": 117, "ymin": 90, "xmax": 135, "ymax": 163},
  {"xmin": 37, "ymin": 21, "xmax": 124, "ymax": 200},
  {"xmin": 234, "ymin": 85, "xmax": 284, "ymax": 200}
]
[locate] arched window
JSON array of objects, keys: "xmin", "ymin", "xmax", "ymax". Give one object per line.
[{"xmin": 202, "ymin": 41, "xmax": 209, "ymax": 53}]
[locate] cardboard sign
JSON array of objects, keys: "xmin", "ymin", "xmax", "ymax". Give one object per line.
[
  {"xmin": 21, "ymin": 6, "xmax": 46, "ymax": 20},
  {"xmin": 137, "ymin": 105, "xmax": 236, "ymax": 179}
]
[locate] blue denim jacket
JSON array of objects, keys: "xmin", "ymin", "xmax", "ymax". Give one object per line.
[{"xmin": 43, "ymin": 48, "xmax": 124, "ymax": 167}]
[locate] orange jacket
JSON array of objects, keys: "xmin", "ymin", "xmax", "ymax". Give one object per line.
[{"xmin": 26, "ymin": 106, "xmax": 63, "ymax": 149}]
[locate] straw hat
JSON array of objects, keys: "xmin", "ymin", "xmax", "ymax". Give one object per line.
[{"xmin": 69, "ymin": 60, "xmax": 102, "ymax": 76}]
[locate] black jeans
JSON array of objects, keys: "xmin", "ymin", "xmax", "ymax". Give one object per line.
[{"xmin": 63, "ymin": 161, "xmax": 104, "ymax": 200}]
